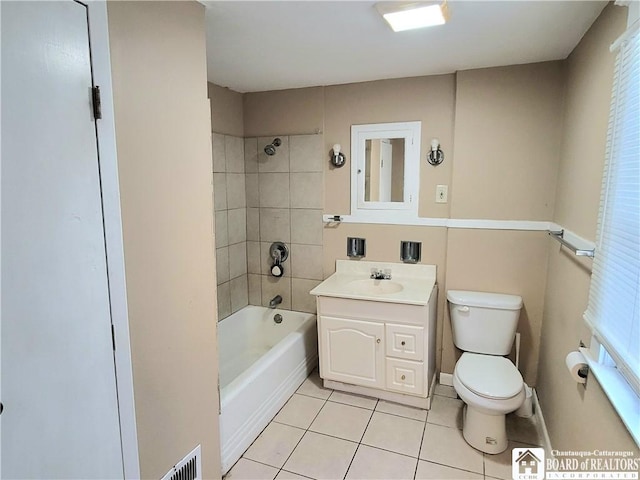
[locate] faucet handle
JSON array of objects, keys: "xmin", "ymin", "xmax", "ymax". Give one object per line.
[
  {"xmin": 370, "ymin": 268, "xmax": 378, "ymax": 279},
  {"xmin": 383, "ymin": 268, "xmax": 392, "ymax": 279}
]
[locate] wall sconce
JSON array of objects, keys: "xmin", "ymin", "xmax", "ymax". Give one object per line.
[
  {"xmin": 427, "ymin": 138, "xmax": 444, "ymax": 166},
  {"xmin": 330, "ymin": 144, "xmax": 346, "ymax": 167}
]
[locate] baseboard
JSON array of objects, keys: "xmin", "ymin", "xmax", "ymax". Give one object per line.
[
  {"xmin": 532, "ymin": 387, "xmax": 553, "ymax": 455},
  {"xmin": 439, "ymin": 372, "xmax": 453, "ymax": 386}
]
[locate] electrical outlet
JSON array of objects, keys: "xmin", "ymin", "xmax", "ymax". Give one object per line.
[{"xmin": 436, "ymin": 185, "xmax": 448, "ymax": 203}]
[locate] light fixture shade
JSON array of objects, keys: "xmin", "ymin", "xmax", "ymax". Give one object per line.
[{"xmin": 376, "ymin": 1, "xmax": 448, "ymax": 32}]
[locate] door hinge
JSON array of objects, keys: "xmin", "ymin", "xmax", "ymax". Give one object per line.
[
  {"xmin": 111, "ymin": 324, "xmax": 116, "ymax": 351},
  {"xmin": 92, "ymin": 86, "xmax": 102, "ymax": 120}
]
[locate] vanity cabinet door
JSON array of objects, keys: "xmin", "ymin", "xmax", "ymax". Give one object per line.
[{"xmin": 319, "ymin": 316, "xmax": 385, "ymax": 389}]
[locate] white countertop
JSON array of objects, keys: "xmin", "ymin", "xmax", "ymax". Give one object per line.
[{"xmin": 310, "ymin": 260, "xmax": 437, "ymax": 306}]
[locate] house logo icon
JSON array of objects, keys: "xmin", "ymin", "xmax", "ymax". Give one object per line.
[{"xmin": 512, "ymin": 447, "xmax": 545, "ymax": 480}]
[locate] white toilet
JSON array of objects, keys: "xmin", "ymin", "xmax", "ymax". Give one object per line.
[{"xmin": 447, "ymin": 290, "xmax": 525, "ymax": 454}]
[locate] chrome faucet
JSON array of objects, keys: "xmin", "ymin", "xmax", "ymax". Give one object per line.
[
  {"xmin": 370, "ymin": 268, "xmax": 392, "ymax": 280},
  {"xmin": 269, "ymin": 295, "xmax": 283, "ymax": 309}
]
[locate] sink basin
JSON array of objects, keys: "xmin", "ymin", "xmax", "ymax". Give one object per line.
[{"xmin": 348, "ymin": 279, "xmax": 404, "ymax": 295}]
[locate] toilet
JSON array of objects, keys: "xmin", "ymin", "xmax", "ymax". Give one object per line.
[{"xmin": 447, "ymin": 290, "xmax": 525, "ymax": 454}]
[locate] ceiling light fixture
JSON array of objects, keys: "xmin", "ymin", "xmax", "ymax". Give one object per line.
[{"xmin": 376, "ymin": 1, "xmax": 449, "ymax": 32}]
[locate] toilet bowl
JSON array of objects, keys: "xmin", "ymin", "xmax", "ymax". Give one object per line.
[
  {"xmin": 447, "ymin": 290, "xmax": 525, "ymax": 454},
  {"xmin": 453, "ymin": 352, "xmax": 525, "ymax": 453}
]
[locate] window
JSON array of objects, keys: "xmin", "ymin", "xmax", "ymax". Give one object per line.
[{"xmin": 583, "ymin": 23, "xmax": 639, "ymax": 443}]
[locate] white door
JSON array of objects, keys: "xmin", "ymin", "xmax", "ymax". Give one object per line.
[
  {"xmin": 319, "ymin": 316, "xmax": 385, "ymax": 388},
  {"xmin": 379, "ymin": 139, "xmax": 393, "ymax": 202},
  {"xmin": 1, "ymin": 1, "xmax": 125, "ymax": 478}
]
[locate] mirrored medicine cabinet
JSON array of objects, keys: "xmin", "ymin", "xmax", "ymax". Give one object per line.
[{"xmin": 350, "ymin": 121, "xmax": 421, "ymax": 221}]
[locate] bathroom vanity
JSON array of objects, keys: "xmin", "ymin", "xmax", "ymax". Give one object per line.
[{"xmin": 310, "ymin": 261, "xmax": 437, "ymax": 409}]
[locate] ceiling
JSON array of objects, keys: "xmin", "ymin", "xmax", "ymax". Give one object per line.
[{"xmin": 204, "ymin": 1, "xmax": 607, "ymax": 93}]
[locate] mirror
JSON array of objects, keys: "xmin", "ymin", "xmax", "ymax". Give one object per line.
[
  {"xmin": 364, "ymin": 138, "xmax": 405, "ymax": 202},
  {"xmin": 351, "ymin": 121, "xmax": 421, "ymax": 220}
]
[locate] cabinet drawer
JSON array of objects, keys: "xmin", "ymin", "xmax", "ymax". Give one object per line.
[
  {"xmin": 385, "ymin": 323, "xmax": 424, "ymax": 361},
  {"xmin": 385, "ymin": 358, "xmax": 425, "ymax": 396}
]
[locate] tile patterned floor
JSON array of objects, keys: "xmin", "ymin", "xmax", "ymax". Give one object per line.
[{"xmin": 225, "ymin": 370, "xmax": 544, "ymax": 480}]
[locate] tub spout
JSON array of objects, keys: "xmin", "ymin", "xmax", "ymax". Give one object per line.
[{"xmin": 269, "ymin": 295, "xmax": 283, "ymax": 309}]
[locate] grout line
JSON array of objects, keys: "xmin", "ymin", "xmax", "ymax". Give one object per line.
[
  {"xmin": 274, "ymin": 385, "xmax": 331, "ymax": 478},
  {"xmin": 412, "ymin": 416, "xmax": 429, "ymax": 480},
  {"xmin": 342, "ymin": 443, "xmax": 361, "ymax": 480}
]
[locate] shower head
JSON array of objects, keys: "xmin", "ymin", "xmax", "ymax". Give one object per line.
[{"xmin": 264, "ymin": 138, "xmax": 282, "ymax": 156}]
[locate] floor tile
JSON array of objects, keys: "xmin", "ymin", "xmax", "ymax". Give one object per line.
[
  {"xmin": 309, "ymin": 401, "xmax": 373, "ymax": 442},
  {"xmin": 427, "ymin": 394, "xmax": 464, "ymax": 429},
  {"xmin": 273, "ymin": 393, "xmax": 325, "ymax": 429},
  {"xmin": 275, "ymin": 471, "xmax": 311, "ymax": 480},
  {"xmin": 484, "ymin": 440, "xmax": 533, "ymax": 480},
  {"xmin": 346, "ymin": 444, "xmax": 418, "ymax": 480},
  {"xmin": 283, "ymin": 431, "xmax": 358, "ymax": 480},
  {"xmin": 376, "ymin": 399, "xmax": 428, "ymax": 422},
  {"xmin": 506, "ymin": 413, "xmax": 544, "ymax": 446},
  {"xmin": 415, "ymin": 460, "xmax": 483, "ymax": 480},
  {"xmin": 419, "ymin": 423, "xmax": 484, "ymax": 474},
  {"xmin": 225, "ymin": 458, "xmax": 279, "ymax": 480},
  {"xmin": 296, "ymin": 369, "xmax": 332, "ymax": 400},
  {"xmin": 434, "ymin": 384, "xmax": 458, "ymax": 399},
  {"xmin": 243, "ymin": 422, "xmax": 305, "ymax": 468},
  {"xmin": 362, "ymin": 411, "xmax": 425, "ymax": 458},
  {"xmin": 328, "ymin": 390, "xmax": 378, "ymax": 410}
]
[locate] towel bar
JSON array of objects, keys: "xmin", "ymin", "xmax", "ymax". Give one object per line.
[{"xmin": 548, "ymin": 230, "xmax": 595, "ymax": 257}]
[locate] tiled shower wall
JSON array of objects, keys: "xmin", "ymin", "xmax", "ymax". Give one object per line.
[
  {"xmin": 213, "ymin": 133, "xmax": 248, "ymax": 320},
  {"xmin": 245, "ymin": 134, "xmax": 324, "ymax": 314}
]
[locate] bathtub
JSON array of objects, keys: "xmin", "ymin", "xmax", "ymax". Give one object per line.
[{"xmin": 218, "ymin": 305, "xmax": 318, "ymax": 474}]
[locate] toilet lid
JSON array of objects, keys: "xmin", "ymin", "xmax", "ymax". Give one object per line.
[{"xmin": 456, "ymin": 353, "xmax": 523, "ymax": 399}]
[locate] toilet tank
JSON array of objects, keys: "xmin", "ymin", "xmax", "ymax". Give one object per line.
[{"xmin": 447, "ymin": 290, "xmax": 523, "ymax": 355}]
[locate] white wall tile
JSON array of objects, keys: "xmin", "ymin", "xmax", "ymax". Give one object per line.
[
  {"xmin": 215, "ymin": 210, "xmax": 228, "ymax": 248},
  {"xmin": 213, "ymin": 173, "xmax": 227, "ymax": 211},
  {"xmin": 291, "ymin": 244, "xmax": 323, "ymax": 280},
  {"xmin": 212, "ymin": 133, "xmax": 226, "ymax": 173},
  {"xmin": 290, "ymin": 134, "xmax": 323, "ymax": 172},
  {"xmin": 258, "ymin": 136, "xmax": 290, "ymax": 172},
  {"xmin": 216, "ymin": 246, "xmax": 230, "ymax": 284},
  {"xmin": 225, "ymin": 135, "xmax": 245, "ymax": 173},
  {"xmin": 291, "ymin": 172, "xmax": 323, "ymax": 209},
  {"xmin": 291, "ymin": 209, "xmax": 323, "ymax": 245},
  {"xmin": 244, "ymin": 137, "xmax": 258, "ymax": 173},
  {"xmin": 229, "ymin": 242, "xmax": 248, "ymax": 279},
  {"xmin": 230, "ymin": 275, "xmax": 248, "ymax": 313},
  {"xmin": 227, "ymin": 208, "xmax": 247, "ymax": 245},
  {"xmin": 226, "ymin": 173, "xmax": 246, "ymax": 209},
  {"xmin": 260, "ymin": 173, "xmax": 290, "ymax": 208},
  {"xmin": 217, "ymin": 281, "xmax": 231, "ymax": 321},
  {"xmin": 259, "ymin": 208, "xmax": 291, "ymax": 243},
  {"xmin": 245, "ymin": 173, "xmax": 259, "ymax": 208}
]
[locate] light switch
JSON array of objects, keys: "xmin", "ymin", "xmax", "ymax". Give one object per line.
[{"xmin": 436, "ymin": 185, "xmax": 448, "ymax": 203}]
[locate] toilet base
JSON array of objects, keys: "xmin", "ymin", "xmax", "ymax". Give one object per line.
[{"xmin": 462, "ymin": 405, "xmax": 508, "ymax": 454}]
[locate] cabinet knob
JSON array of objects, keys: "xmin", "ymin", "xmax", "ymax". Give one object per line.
[
  {"xmin": 401, "ymin": 375, "xmax": 406, "ymax": 380},
  {"xmin": 401, "ymin": 341, "xmax": 406, "ymax": 346},
  {"xmin": 376, "ymin": 338, "xmax": 381, "ymax": 344}
]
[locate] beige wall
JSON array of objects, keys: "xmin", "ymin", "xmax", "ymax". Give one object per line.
[
  {"xmin": 440, "ymin": 62, "xmax": 566, "ymax": 386},
  {"xmin": 324, "ymin": 75, "xmax": 456, "ymax": 217},
  {"xmin": 208, "ymin": 82, "xmax": 244, "ymax": 137},
  {"xmin": 443, "ymin": 230, "xmax": 550, "ymax": 386},
  {"xmin": 242, "ymin": 66, "xmax": 564, "ymax": 387},
  {"xmin": 108, "ymin": 2, "xmax": 221, "ymax": 478},
  {"xmin": 451, "ymin": 62, "xmax": 565, "ymax": 221},
  {"xmin": 538, "ymin": 3, "xmax": 638, "ymax": 451},
  {"xmin": 243, "ymin": 86, "xmax": 324, "ymax": 137}
]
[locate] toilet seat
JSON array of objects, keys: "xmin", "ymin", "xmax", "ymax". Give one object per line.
[{"xmin": 455, "ymin": 352, "xmax": 523, "ymax": 399}]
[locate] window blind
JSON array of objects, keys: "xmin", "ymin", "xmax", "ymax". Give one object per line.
[{"xmin": 584, "ymin": 25, "xmax": 640, "ymax": 394}]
